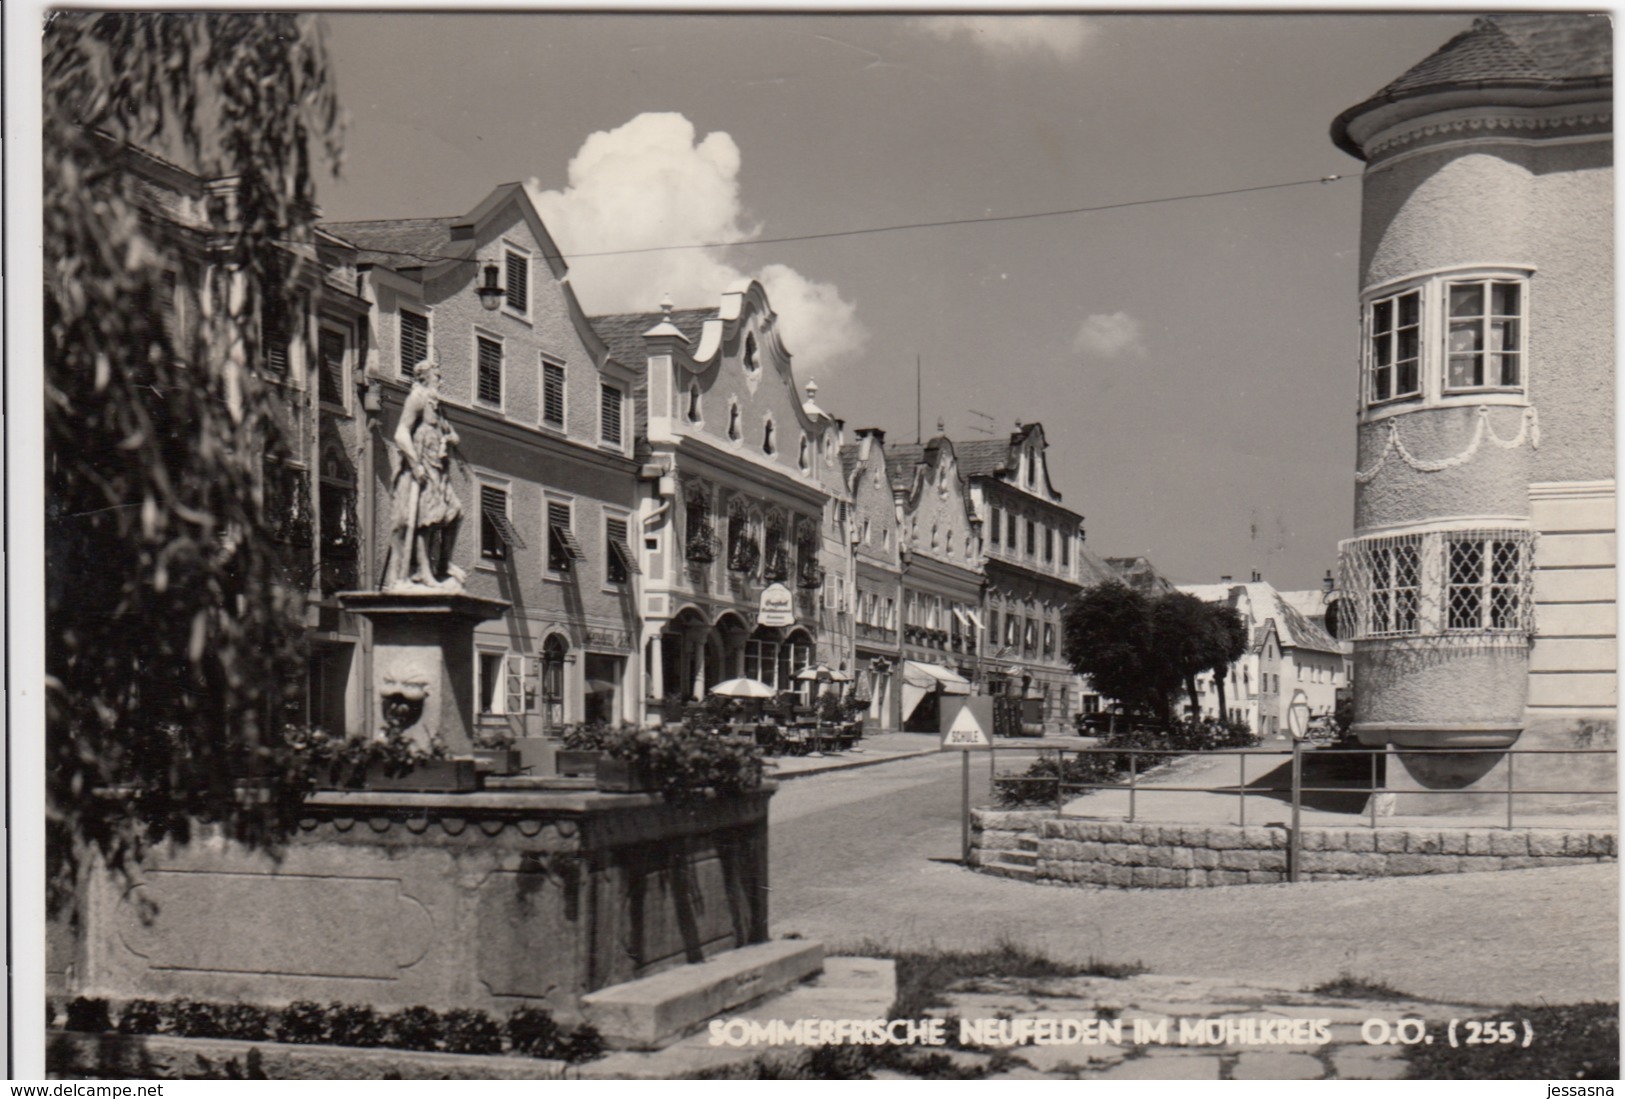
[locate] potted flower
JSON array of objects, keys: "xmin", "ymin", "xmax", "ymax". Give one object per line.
[
  {"xmin": 556, "ymin": 723, "xmax": 615, "ymax": 779},
  {"xmin": 595, "ymin": 725, "xmax": 765, "ymax": 802},
  {"xmin": 290, "ymin": 726, "xmax": 478, "ymax": 793}
]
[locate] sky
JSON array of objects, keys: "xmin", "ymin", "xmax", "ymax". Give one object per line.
[{"xmin": 315, "ymin": 11, "xmax": 1476, "ymax": 592}]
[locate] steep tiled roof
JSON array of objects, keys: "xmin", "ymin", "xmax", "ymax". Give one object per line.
[
  {"xmin": 321, "ymin": 217, "xmax": 458, "ymax": 268},
  {"xmin": 590, "ymin": 308, "xmax": 714, "ymax": 369},
  {"xmin": 952, "ymin": 438, "xmax": 1016, "ymax": 480},
  {"xmin": 1103, "ymin": 555, "xmax": 1176, "ymax": 596},
  {"xmin": 838, "ymin": 442, "xmax": 864, "ymax": 481},
  {"xmin": 1073, "ymin": 547, "xmax": 1122, "ymax": 589},
  {"xmin": 1382, "ymin": 15, "xmax": 1611, "ymax": 95},
  {"xmin": 1333, "ymin": 14, "xmax": 1611, "ymax": 155},
  {"xmin": 1180, "ymin": 581, "xmax": 1343, "ymax": 655},
  {"xmin": 883, "ymin": 442, "xmax": 927, "ymax": 490}
]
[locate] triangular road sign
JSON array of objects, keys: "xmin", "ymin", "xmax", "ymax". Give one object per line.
[{"xmin": 940, "ymin": 696, "xmax": 992, "ymax": 749}]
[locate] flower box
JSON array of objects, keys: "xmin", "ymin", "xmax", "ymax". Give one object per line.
[
  {"xmin": 362, "ymin": 759, "xmax": 480, "ymax": 793},
  {"xmin": 471, "ymin": 748, "xmax": 523, "ymax": 775},
  {"xmin": 556, "ymin": 749, "xmax": 603, "ymax": 779},
  {"xmin": 595, "ymin": 756, "xmax": 659, "ymax": 793}
]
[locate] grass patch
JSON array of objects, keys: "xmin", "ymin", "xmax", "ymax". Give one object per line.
[
  {"xmin": 690, "ymin": 939, "xmax": 1144, "ymax": 1080},
  {"xmin": 870, "ymin": 939, "xmax": 1146, "ymax": 1020},
  {"xmin": 1310, "ymin": 972, "xmax": 1414, "ymax": 1001},
  {"xmin": 1404, "ymin": 1002, "xmax": 1618, "ymax": 1080}
]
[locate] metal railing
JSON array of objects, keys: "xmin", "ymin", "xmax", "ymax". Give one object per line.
[{"xmin": 990, "ymin": 742, "xmax": 1617, "ymax": 882}]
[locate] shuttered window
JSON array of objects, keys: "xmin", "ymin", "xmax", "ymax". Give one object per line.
[
  {"xmin": 262, "ymin": 292, "xmax": 291, "ymax": 377},
  {"xmin": 399, "ymin": 309, "xmax": 429, "ymax": 376},
  {"xmin": 549, "ymin": 501, "xmax": 585, "ymax": 571},
  {"xmin": 606, "ymin": 517, "xmax": 638, "ymax": 583},
  {"xmin": 505, "ymin": 251, "xmax": 528, "ymax": 314},
  {"xmin": 480, "ymin": 484, "xmax": 525, "ymax": 560},
  {"xmin": 600, "ymin": 383, "xmax": 623, "ymax": 447},
  {"xmin": 318, "ymin": 328, "xmax": 346, "ymax": 407},
  {"xmin": 542, "ymin": 361, "xmax": 565, "ymax": 429},
  {"xmin": 477, "ymin": 337, "xmax": 503, "ymax": 406}
]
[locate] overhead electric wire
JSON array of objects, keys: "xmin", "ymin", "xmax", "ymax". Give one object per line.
[{"xmin": 319, "ymin": 173, "xmax": 1348, "ymax": 265}]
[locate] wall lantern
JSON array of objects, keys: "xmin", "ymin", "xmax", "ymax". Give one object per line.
[{"xmin": 474, "ymin": 262, "xmax": 505, "ymax": 311}]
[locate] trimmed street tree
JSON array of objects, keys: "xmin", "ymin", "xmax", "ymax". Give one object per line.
[
  {"xmin": 1063, "ymin": 583, "xmax": 1254, "ymax": 727},
  {"xmin": 44, "ymin": 12, "xmax": 342, "ymax": 910}
]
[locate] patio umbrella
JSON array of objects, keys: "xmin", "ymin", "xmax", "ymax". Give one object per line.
[{"xmin": 710, "ymin": 677, "xmax": 777, "ymax": 699}]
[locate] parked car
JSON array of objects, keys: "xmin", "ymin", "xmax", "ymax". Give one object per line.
[{"xmin": 1075, "ymin": 711, "xmax": 1115, "ymax": 735}]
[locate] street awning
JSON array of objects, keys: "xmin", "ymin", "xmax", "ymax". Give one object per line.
[{"xmin": 900, "ymin": 660, "xmax": 972, "ymax": 719}]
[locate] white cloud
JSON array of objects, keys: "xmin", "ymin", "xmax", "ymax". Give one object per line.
[
  {"xmin": 1073, "ymin": 312, "xmax": 1147, "ymax": 359},
  {"xmin": 531, "ymin": 112, "xmax": 865, "ymax": 375},
  {"xmin": 917, "ymin": 16, "xmax": 1094, "ymax": 61}
]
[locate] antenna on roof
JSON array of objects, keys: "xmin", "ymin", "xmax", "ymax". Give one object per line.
[
  {"xmin": 916, "ymin": 354, "xmax": 922, "ymax": 444},
  {"xmin": 966, "ymin": 409, "xmax": 995, "ymax": 436}
]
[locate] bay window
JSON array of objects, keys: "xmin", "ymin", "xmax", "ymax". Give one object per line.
[
  {"xmin": 1338, "ymin": 527, "xmax": 1534, "ymax": 641},
  {"xmin": 1362, "ymin": 268, "xmax": 1531, "ymax": 413}
]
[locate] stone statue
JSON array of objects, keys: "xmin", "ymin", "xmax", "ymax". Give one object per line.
[{"xmin": 383, "ymin": 357, "xmax": 466, "ymax": 592}]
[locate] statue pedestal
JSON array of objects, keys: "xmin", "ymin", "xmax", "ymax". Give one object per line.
[{"xmin": 339, "ymin": 591, "xmax": 509, "ymax": 754}]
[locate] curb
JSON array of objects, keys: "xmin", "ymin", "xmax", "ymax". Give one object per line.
[{"xmin": 769, "ymin": 748, "xmax": 942, "ymax": 781}]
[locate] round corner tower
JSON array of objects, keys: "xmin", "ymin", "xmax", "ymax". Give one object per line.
[{"xmin": 1331, "ymin": 15, "xmax": 1614, "ymax": 813}]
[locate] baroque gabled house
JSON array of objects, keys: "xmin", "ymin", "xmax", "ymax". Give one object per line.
[
  {"xmin": 842, "ymin": 429, "xmax": 905, "ymax": 729},
  {"xmin": 1330, "ymin": 14, "xmax": 1614, "ymax": 811},
  {"xmin": 593, "ymin": 281, "xmax": 844, "ymax": 717},
  {"xmin": 959, "ymin": 423, "xmax": 1089, "ymax": 733},
  {"xmin": 323, "ymin": 182, "xmax": 644, "ymax": 737},
  {"xmin": 884, "ymin": 429, "xmax": 985, "ymax": 731}
]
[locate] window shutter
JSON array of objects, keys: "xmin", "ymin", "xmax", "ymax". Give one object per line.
[
  {"xmin": 506, "ymin": 653, "xmax": 525, "ymax": 714},
  {"xmin": 607, "ymin": 516, "xmax": 639, "ymax": 578},
  {"xmin": 543, "ymin": 362, "xmax": 566, "ymax": 428},
  {"xmin": 505, "ymin": 252, "xmax": 528, "ymax": 313},
  {"xmin": 399, "ymin": 310, "xmax": 429, "ymax": 376},
  {"xmin": 477, "ymin": 337, "xmax": 503, "ymax": 405},
  {"xmin": 262, "ymin": 294, "xmax": 291, "ymax": 377},
  {"xmin": 549, "ymin": 501, "xmax": 585, "ymax": 567},
  {"xmin": 480, "ymin": 484, "xmax": 525, "ymax": 557},
  {"xmin": 601, "ymin": 383, "xmax": 623, "ymax": 446},
  {"xmin": 318, "ymin": 328, "xmax": 346, "ymax": 406}
]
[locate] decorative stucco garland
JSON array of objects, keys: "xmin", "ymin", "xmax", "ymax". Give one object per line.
[
  {"xmin": 1355, "ymin": 405, "xmax": 1539, "ymax": 483},
  {"xmin": 1369, "ymin": 110, "xmax": 1611, "ymax": 158}
]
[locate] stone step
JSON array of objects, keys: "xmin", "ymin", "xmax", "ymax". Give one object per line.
[
  {"xmin": 1016, "ymin": 835, "xmax": 1041, "ymax": 850},
  {"xmin": 982, "ymin": 859, "xmax": 1037, "ymax": 880},
  {"xmin": 999, "ymin": 849, "xmax": 1038, "ymax": 866},
  {"xmin": 580, "ymin": 939, "xmax": 825, "ymax": 1051}
]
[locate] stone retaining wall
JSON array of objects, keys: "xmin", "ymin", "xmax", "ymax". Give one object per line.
[{"xmin": 971, "ymin": 810, "xmax": 1616, "ymax": 888}]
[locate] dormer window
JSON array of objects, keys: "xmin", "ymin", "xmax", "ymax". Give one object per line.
[
  {"xmin": 762, "ymin": 417, "xmax": 776, "ymax": 456},
  {"xmin": 687, "ymin": 383, "xmax": 702, "ymax": 424},
  {"xmin": 727, "ymin": 400, "xmax": 741, "ymax": 442},
  {"xmin": 743, "ymin": 333, "xmax": 759, "ymax": 374},
  {"xmin": 798, "ymin": 434, "xmax": 811, "ymax": 474}
]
